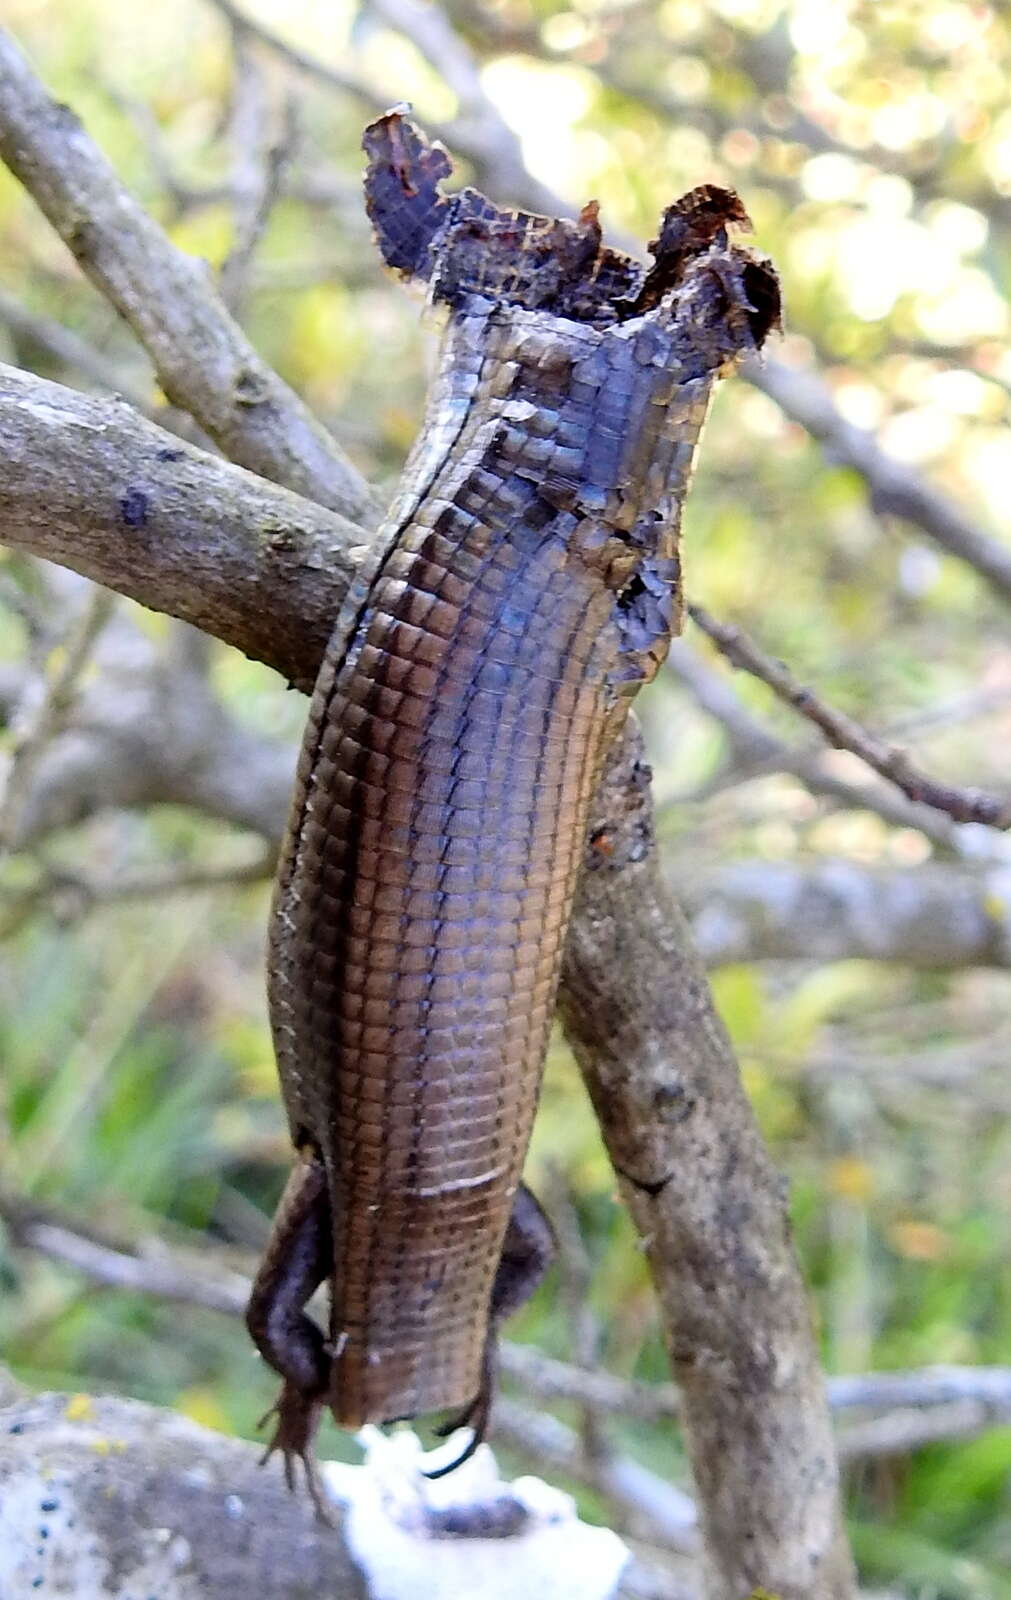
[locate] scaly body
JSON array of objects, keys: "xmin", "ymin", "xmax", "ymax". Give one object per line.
[{"xmin": 247, "ymin": 111, "xmax": 779, "ymax": 1499}]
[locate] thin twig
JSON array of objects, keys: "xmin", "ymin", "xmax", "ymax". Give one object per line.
[
  {"xmin": 0, "ymin": 848, "xmax": 276, "ymax": 940},
  {"xmin": 0, "ymin": 585, "xmax": 115, "ymax": 851},
  {"xmin": 0, "ymin": 287, "xmax": 150, "ymax": 404},
  {"xmin": 499, "ymin": 1343, "xmax": 681, "ymax": 1424},
  {"xmin": 206, "ymin": 0, "xmax": 385, "ymax": 111},
  {"xmin": 0, "ymin": 1188, "xmax": 248, "ymax": 1315},
  {"xmin": 837, "ymin": 1399, "xmax": 1011, "ymax": 1461},
  {"xmin": 689, "ymin": 604, "xmax": 1011, "ymax": 829},
  {"xmin": 219, "ymin": 28, "xmax": 298, "ymax": 318},
  {"xmin": 664, "ymin": 640, "xmax": 975, "ymax": 853}
]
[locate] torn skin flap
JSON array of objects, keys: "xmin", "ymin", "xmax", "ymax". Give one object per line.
[
  {"xmin": 361, "ymin": 111, "xmax": 454, "ymax": 278},
  {"xmin": 361, "ymin": 109, "xmax": 780, "ymax": 344}
]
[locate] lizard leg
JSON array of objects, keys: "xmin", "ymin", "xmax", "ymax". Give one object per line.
[
  {"xmin": 426, "ymin": 1182, "xmax": 555, "ymax": 1476},
  {"xmin": 246, "ymin": 1147, "xmax": 333, "ymax": 1518}
]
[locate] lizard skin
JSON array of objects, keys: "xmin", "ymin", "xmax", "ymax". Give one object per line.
[{"xmin": 247, "ymin": 110, "xmax": 780, "ymax": 1502}]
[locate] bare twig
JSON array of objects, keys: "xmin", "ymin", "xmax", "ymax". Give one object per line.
[
  {"xmin": 689, "ymin": 604, "xmax": 1011, "ymax": 829},
  {"xmin": 665, "ymin": 640, "xmax": 976, "ymax": 852},
  {"xmin": 0, "ymin": 847, "xmax": 275, "ymax": 940},
  {"xmin": 499, "ymin": 1344, "xmax": 681, "ymax": 1424},
  {"xmin": 837, "ymin": 1400, "xmax": 1011, "ymax": 1462},
  {"xmin": 0, "ymin": 585, "xmax": 115, "ymax": 849},
  {"xmin": 219, "ymin": 29, "xmax": 298, "ymax": 318},
  {"xmin": 0, "ymin": 29, "xmax": 378, "ymax": 524},
  {"xmin": 0, "ymin": 287, "xmax": 150, "ymax": 404},
  {"xmin": 747, "ymin": 356, "xmax": 1011, "ymax": 603},
  {"xmin": 0, "ymin": 1188, "xmax": 250, "ymax": 1315}
]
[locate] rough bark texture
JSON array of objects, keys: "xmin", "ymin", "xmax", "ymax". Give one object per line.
[
  {"xmin": 0, "ymin": 363, "xmax": 360, "ymax": 691},
  {"xmin": 559, "ymin": 721, "xmax": 854, "ymax": 1599},
  {"xmin": 0, "ymin": 29, "xmax": 379, "ymax": 525}
]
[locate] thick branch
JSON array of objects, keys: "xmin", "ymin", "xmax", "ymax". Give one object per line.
[
  {"xmin": 0, "ymin": 29, "xmax": 378, "ymax": 525},
  {"xmin": 0, "ymin": 363, "xmax": 364, "ymax": 692},
  {"xmin": 558, "ymin": 722, "xmax": 855, "ymax": 1599},
  {"xmin": 685, "ymin": 857, "xmax": 1011, "ymax": 970}
]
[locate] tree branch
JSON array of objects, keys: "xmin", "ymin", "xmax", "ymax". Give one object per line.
[
  {"xmin": 0, "ymin": 287, "xmax": 152, "ymax": 406},
  {"xmin": 746, "ymin": 355, "xmax": 1011, "ymax": 603},
  {"xmin": 683, "ymin": 857, "xmax": 1011, "ymax": 970},
  {"xmin": 0, "ymin": 363, "xmax": 365, "ymax": 691},
  {"xmin": 0, "ymin": 29, "xmax": 379, "ymax": 525},
  {"xmin": 665, "ymin": 639, "xmax": 981, "ymax": 851},
  {"xmin": 558, "ymin": 722, "xmax": 855, "ymax": 1598},
  {"xmin": 689, "ymin": 604, "xmax": 1011, "ymax": 829}
]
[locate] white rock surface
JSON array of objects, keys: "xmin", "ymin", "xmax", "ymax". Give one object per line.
[{"xmin": 325, "ymin": 1426, "xmax": 630, "ymax": 1600}]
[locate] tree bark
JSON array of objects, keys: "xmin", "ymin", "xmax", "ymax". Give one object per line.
[
  {"xmin": 0, "ymin": 363, "xmax": 360, "ymax": 691},
  {"xmin": 560, "ymin": 725, "xmax": 854, "ymax": 1598}
]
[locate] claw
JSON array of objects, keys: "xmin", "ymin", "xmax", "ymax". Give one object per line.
[
  {"xmin": 257, "ymin": 1383, "xmax": 333, "ymax": 1525},
  {"xmin": 432, "ymin": 1392, "xmax": 480, "ymax": 1439},
  {"xmin": 422, "ymin": 1423, "xmax": 483, "ymax": 1480},
  {"xmin": 423, "ymin": 1372, "xmax": 492, "ymax": 1480}
]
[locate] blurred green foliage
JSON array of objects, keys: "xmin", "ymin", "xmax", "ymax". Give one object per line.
[{"xmin": 1, "ymin": 0, "xmax": 1011, "ymax": 1591}]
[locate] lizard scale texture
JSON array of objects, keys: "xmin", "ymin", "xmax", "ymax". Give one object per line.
[{"xmin": 258, "ymin": 111, "xmax": 780, "ymax": 1443}]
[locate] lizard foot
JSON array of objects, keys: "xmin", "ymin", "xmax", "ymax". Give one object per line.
[{"xmin": 258, "ymin": 1382, "xmax": 332, "ymax": 1524}]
